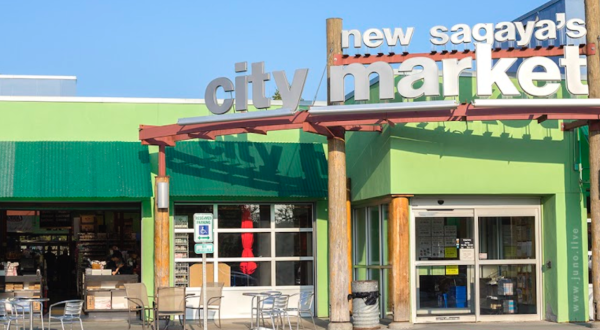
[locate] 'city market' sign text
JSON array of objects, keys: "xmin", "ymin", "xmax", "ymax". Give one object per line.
[{"xmin": 332, "ymin": 13, "xmax": 589, "ymax": 102}]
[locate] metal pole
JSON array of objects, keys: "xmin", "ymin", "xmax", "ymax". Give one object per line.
[
  {"xmin": 203, "ymin": 253, "xmax": 208, "ymax": 330},
  {"xmin": 586, "ymin": 0, "xmax": 600, "ymax": 323}
]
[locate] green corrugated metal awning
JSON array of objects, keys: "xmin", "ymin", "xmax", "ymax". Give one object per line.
[
  {"xmin": 167, "ymin": 141, "xmax": 328, "ymax": 198},
  {"xmin": 0, "ymin": 142, "xmax": 152, "ymax": 198}
]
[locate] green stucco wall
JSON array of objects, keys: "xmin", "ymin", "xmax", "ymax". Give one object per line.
[
  {"xmin": 0, "ymin": 87, "xmax": 591, "ymax": 322},
  {"xmin": 0, "ymin": 99, "xmax": 328, "ymax": 308}
]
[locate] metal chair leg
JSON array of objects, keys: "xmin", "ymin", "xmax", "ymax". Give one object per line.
[
  {"xmin": 310, "ymin": 312, "xmax": 316, "ymax": 330},
  {"xmin": 217, "ymin": 308, "xmax": 221, "ymax": 329},
  {"xmin": 79, "ymin": 318, "xmax": 84, "ymax": 330},
  {"xmin": 60, "ymin": 319, "xmax": 65, "ymax": 330}
]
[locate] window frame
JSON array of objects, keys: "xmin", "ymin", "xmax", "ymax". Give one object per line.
[{"xmin": 173, "ymin": 202, "xmax": 316, "ymax": 289}]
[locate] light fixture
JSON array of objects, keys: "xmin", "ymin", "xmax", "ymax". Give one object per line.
[
  {"xmin": 308, "ymin": 100, "xmax": 459, "ymax": 116},
  {"xmin": 177, "ymin": 108, "xmax": 295, "ymax": 125},
  {"xmin": 157, "ymin": 181, "xmax": 169, "ymax": 209},
  {"xmin": 472, "ymin": 98, "xmax": 600, "ymax": 108}
]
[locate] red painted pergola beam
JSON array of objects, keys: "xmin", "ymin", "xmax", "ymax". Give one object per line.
[
  {"xmin": 334, "ymin": 44, "xmax": 595, "ymax": 65},
  {"xmin": 139, "ymin": 111, "xmax": 309, "ymax": 141},
  {"xmin": 140, "ymin": 105, "xmax": 600, "ymax": 145}
]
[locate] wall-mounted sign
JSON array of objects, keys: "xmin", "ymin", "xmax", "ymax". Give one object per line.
[
  {"xmin": 342, "ymin": 14, "xmax": 585, "ymax": 50},
  {"xmin": 7, "ymin": 216, "xmax": 34, "ymax": 232},
  {"xmin": 460, "ymin": 238, "xmax": 474, "ymax": 249},
  {"xmin": 39, "ymin": 210, "xmax": 71, "ymax": 228},
  {"xmin": 333, "ymin": 13, "xmax": 589, "ymax": 103},
  {"xmin": 204, "ymin": 62, "xmax": 308, "ymax": 115}
]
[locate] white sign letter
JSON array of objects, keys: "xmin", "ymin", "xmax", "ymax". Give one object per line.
[
  {"xmin": 442, "ymin": 57, "xmax": 473, "ymax": 97},
  {"xmin": 559, "ymin": 46, "xmax": 589, "ymax": 95},
  {"xmin": 517, "ymin": 57, "xmax": 561, "ymax": 97},
  {"xmin": 397, "ymin": 57, "xmax": 440, "ymax": 99},
  {"xmin": 476, "ymin": 43, "xmax": 519, "ymax": 97}
]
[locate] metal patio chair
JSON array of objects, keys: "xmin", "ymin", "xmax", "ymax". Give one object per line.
[
  {"xmin": 4, "ymin": 300, "xmax": 28, "ymax": 330},
  {"xmin": 285, "ymin": 291, "xmax": 315, "ymax": 330},
  {"xmin": 125, "ymin": 283, "xmax": 154, "ymax": 330},
  {"xmin": 48, "ymin": 300, "xmax": 84, "ymax": 330},
  {"xmin": 154, "ymin": 287, "xmax": 186, "ymax": 330},
  {"xmin": 260, "ymin": 294, "xmax": 292, "ymax": 330},
  {"xmin": 13, "ymin": 294, "xmax": 45, "ymax": 330},
  {"xmin": 250, "ymin": 291, "xmax": 281, "ymax": 329},
  {"xmin": 0, "ymin": 299, "xmax": 14, "ymax": 330},
  {"xmin": 185, "ymin": 282, "xmax": 224, "ymax": 328}
]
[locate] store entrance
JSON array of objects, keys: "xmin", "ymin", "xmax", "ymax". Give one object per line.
[
  {"xmin": 411, "ymin": 200, "xmax": 541, "ymax": 323},
  {"xmin": 0, "ymin": 203, "xmax": 142, "ymax": 306}
]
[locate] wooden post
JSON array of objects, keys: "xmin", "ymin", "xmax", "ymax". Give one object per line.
[
  {"xmin": 388, "ymin": 197, "xmax": 410, "ymax": 327},
  {"xmin": 586, "ymin": 0, "xmax": 600, "ymax": 322},
  {"xmin": 327, "ymin": 17, "xmax": 352, "ymax": 330},
  {"xmin": 347, "ymin": 178, "xmax": 353, "ymax": 314},
  {"xmin": 154, "ymin": 145, "xmax": 170, "ymax": 292}
]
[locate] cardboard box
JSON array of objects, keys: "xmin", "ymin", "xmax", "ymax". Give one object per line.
[
  {"xmin": 85, "ymin": 268, "xmax": 93, "ymax": 275},
  {"xmin": 5, "ymin": 284, "xmax": 14, "ymax": 290},
  {"xmin": 81, "ymin": 215, "xmax": 95, "ymax": 224},
  {"xmin": 190, "ymin": 263, "xmax": 231, "ymax": 287},
  {"xmin": 91, "ymin": 269, "xmax": 102, "ymax": 275},
  {"xmin": 111, "ymin": 290, "xmax": 127, "ymax": 309},
  {"xmin": 92, "ymin": 291, "xmax": 112, "ymax": 310},
  {"xmin": 12, "ymin": 284, "xmax": 24, "ymax": 290},
  {"xmin": 86, "ymin": 294, "xmax": 95, "ymax": 310},
  {"xmin": 101, "ymin": 269, "xmax": 112, "ymax": 276}
]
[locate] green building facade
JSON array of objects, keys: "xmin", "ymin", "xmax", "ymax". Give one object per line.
[{"xmin": 0, "ymin": 85, "xmax": 590, "ymax": 322}]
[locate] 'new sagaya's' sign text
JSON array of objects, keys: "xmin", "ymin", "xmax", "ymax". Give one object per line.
[{"xmin": 332, "ymin": 13, "xmax": 588, "ymax": 103}]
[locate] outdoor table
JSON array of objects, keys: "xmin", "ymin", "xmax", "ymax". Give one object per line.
[
  {"xmin": 15, "ymin": 297, "xmax": 49, "ymax": 330},
  {"xmin": 242, "ymin": 292, "xmax": 270, "ymax": 330}
]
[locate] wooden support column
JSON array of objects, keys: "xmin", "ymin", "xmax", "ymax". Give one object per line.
[
  {"xmin": 347, "ymin": 178, "xmax": 353, "ymax": 314},
  {"xmin": 586, "ymin": 0, "xmax": 600, "ymax": 322},
  {"xmin": 327, "ymin": 17, "xmax": 351, "ymax": 330},
  {"xmin": 388, "ymin": 196, "xmax": 410, "ymax": 327},
  {"xmin": 154, "ymin": 145, "xmax": 170, "ymax": 292}
]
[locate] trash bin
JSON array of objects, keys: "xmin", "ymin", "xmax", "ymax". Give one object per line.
[{"xmin": 348, "ymin": 280, "xmax": 380, "ymax": 330}]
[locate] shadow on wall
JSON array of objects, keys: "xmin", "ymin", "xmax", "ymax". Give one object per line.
[
  {"xmin": 164, "ymin": 140, "xmax": 328, "ymax": 198},
  {"xmin": 382, "ymin": 120, "xmax": 568, "ymax": 165}
]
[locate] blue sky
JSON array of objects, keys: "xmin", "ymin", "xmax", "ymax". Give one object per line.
[{"xmin": 0, "ymin": 0, "xmax": 551, "ymax": 101}]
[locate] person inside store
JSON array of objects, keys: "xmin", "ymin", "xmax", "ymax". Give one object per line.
[
  {"xmin": 43, "ymin": 248, "xmax": 56, "ymax": 287},
  {"xmin": 112, "ymin": 260, "xmax": 133, "ymax": 275},
  {"xmin": 127, "ymin": 251, "xmax": 140, "ymax": 274},
  {"xmin": 106, "ymin": 253, "xmax": 124, "ymax": 272},
  {"xmin": 56, "ymin": 249, "xmax": 73, "ymax": 289},
  {"xmin": 111, "ymin": 245, "xmax": 123, "ymax": 259}
]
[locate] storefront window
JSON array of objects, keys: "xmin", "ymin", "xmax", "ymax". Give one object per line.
[
  {"xmin": 415, "ymin": 217, "xmax": 473, "ymax": 261},
  {"xmin": 479, "ymin": 264, "xmax": 537, "ymax": 315},
  {"xmin": 416, "ymin": 265, "xmax": 475, "ymax": 316},
  {"xmin": 173, "ymin": 203, "xmax": 314, "ymax": 288},
  {"xmin": 276, "ymin": 261, "xmax": 313, "ymax": 285},
  {"xmin": 478, "ymin": 217, "xmax": 535, "ymax": 260}
]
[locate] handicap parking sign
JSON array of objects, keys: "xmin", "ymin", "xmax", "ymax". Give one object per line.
[
  {"xmin": 194, "ymin": 213, "xmax": 213, "ymax": 243},
  {"xmin": 199, "ymin": 225, "xmax": 209, "ymax": 235}
]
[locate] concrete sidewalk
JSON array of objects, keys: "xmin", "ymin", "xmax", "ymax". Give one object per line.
[{"xmin": 37, "ymin": 319, "xmax": 600, "ymax": 330}]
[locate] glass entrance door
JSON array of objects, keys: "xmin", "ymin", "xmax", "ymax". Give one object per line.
[
  {"xmin": 476, "ymin": 208, "xmax": 540, "ymax": 321},
  {"xmin": 413, "ymin": 209, "xmax": 476, "ymax": 322},
  {"xmin": 412, "ymin": 204, "xmax": 541, "ymax": 323}
]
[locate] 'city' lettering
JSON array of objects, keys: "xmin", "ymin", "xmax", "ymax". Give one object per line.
[{"xmin": 205, "ymin": 61, "xmax": 308, "ymax": 115}]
